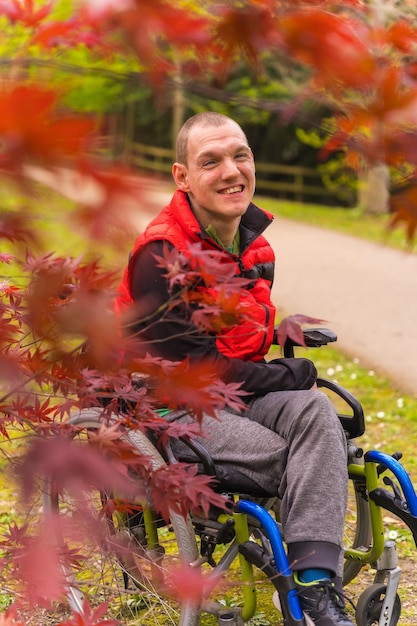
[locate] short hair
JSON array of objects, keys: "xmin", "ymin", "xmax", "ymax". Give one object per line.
[{"xmin": 175, "ymin": 112, "xmax": 246, "ymax": 164}]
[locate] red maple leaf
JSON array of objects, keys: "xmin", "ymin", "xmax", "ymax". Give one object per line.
[
  {"xmin": 150, "ymin": 358, "xmax": 247, "ymax": 420},
  {"xmin": 0, "ymin": 0, "xmax": 53, "ymax": 27},
  {"xmin": 385, "ymin": 19, "xmax": 417, "ymax": 54},
  {"xmin": 1, "ymin": 521, "xmax": 30, "ymax": 547},
  {"xmin": 57, "ymin": 600, "xmax": 119, "ymax": 626},
  {"xmin": 0, "ymin": 84, "xmax": 96, "ymax": 172},
  {"xmin": 145, "ymin": 419, "xmax": 206, "ymax": 452},
  {"xmin": 275, "ymin": 314, "xmax": 326, "ymax": 349},
  {"xmin": 0, "ymin": 253, "xmax": 14, "ymax": 265},
  {"xmin": 18, "ymin": 395, "xmax": 56, "ymax": 424},
  {"xmin": 151, "ymin": 462, "xmax": 227, "ymax": 521},
  {"xmin": 0, "ymin": 211, "xmax": 38, "ymax": 244},
  {"xmin": 32, "ymin": 19, "xmax": 105, "ymax": 50},
  {"xmin": 17, "ymin": 519, "xmax": 67, "ymax": 606}
]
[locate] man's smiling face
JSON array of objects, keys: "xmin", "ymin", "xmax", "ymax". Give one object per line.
[{"xmin": 172, "ymin": 119, "xmax": 256, "ymax": 229}]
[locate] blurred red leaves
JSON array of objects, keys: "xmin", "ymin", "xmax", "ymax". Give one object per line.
[
  {"xmin": 166, "ymin": 563, "xmax": 222, "ymax": 605},
  {"xmin": 384, "ymin": 20, "xmax": 417, "ymax": 54},
  {"xmin": 0, "ymin": 0, "xmax": 53, "ymax": 27},
  {"xmin": 9, "ymin": 252, "xmax": 123, "ymax": 374},
  {"xmin": 0, "ymin": 605, "xmax": 24, "ymax": 626},
  {"xmin": 32, "ymin": 19, "xmax": 104, "ymax": 50},
  {"xmin": 1, "ymin": 0, "xmax": 417, "ymax": 195},
  {"xmin": 125, "ymin": 0, "xmax": 211, "ymax": 48},
  {"xmin": 0, "ymin": 85, "xmax": 96, "ymax": 174},
  {"xmin": 214, "ymin": 1, "xmax": 282, "ymax": 67},
  {"xmin": 17, "ymin": 518, "xmax": 67, "ymax": 606},
  {"xmin": 69, "ymin": 163, "xmax": 148, "ymax": 244},
  {"xmin": 388, "ymin": 182, "xmax": 417, "ymax": 245},
  {"xmin": 280, "ymin": 9, "xmax": 376, "ymax": 90},
  {"xmin": 83, "ymin": 0, "xmax": 212, "ymax": 73},
  {"xmin": 151, "ymin": 462, "xmax": 227, "ymax": 520},
  {"xmin": 320, "ymin": 65, "xmax": 417, "ymax": 169},
  {"xmin": 148, "ymin": 359, "xmax": 247, "ymax": 420},
  {"xmin": 18, "ymin": 434, "xmax": 141, "ymax": 500}
]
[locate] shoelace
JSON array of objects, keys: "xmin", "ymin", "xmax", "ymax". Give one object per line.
[{"xmin": 297, "ymin": 580, "xmax": 356, "ymax": 620}]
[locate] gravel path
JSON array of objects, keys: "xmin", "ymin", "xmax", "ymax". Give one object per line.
[{"xmin": 270, "ymin": 217, "xmax": 417, "ymax": 397}]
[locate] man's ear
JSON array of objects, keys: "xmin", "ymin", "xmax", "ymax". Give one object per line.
[{"xmin": 172, "ymin": 163, "xmax": 190, "ymax": 191}]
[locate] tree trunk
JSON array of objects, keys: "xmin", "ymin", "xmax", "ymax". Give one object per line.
[{"xmin": 358, "ymin": 163, "xmax": 390, "ymax": 215}]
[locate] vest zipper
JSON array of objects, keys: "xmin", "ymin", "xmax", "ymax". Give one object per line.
[{"xmin": 257, "ymin": 303, "xmax": 270, "ymax": 355}]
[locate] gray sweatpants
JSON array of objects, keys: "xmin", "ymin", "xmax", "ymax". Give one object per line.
[{"xmin": 170, "ymin": 389, "xmax": 348, "ymax": 577}]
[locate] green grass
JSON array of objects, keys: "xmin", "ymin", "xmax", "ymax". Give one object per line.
[{"xmin": 256, "ymin": 196, "xmax": 415, "ymax": 253}]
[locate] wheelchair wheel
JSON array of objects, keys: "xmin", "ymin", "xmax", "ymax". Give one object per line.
[
  {"xmin": 343, "ymin": 451, "xmax": 372, "ymax": 585},
  {"xmin": 42, "ymin": 408, "xmax": 201, "ymax": 626},
  {"xmin": 355, "ymin": 583, "xmax": 401, "ymax": 626}
]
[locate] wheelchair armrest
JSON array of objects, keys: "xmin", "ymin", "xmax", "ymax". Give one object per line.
[
  {"xmin": 302, "ymin": 328, "xmax": 337, "ymax": 347},
  {"xmin": 178, "ymin": 436, "xmax": 217, "ymax": 476},
  {"xmin": 283, "ymin": 327, "xmax": 337, "ymax": 358},
  {"xmin": 163, "ymin": 435, "xmax": 217, "ymax": 477},
  {"xmin": 317, "ymin": 378, "xmax": 365, "ymax": 439},
  {"xmin": 166, "ymin": 437, "xmax": 277, "ymax": 496}
]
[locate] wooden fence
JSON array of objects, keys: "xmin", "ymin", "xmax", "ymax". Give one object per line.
[{"xmin": 125, "ymin": 141, "xmax": 337, "ymax": 203}]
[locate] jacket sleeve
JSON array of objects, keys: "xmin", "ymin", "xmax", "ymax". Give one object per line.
[{"xmin": 129, "ymin": 241, "xmax": 317, "ymax": 396}]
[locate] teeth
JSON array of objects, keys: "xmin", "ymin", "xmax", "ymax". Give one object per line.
[{"xmin": 221, "ymin": 186, "xmax": 242, "ymax": 194}]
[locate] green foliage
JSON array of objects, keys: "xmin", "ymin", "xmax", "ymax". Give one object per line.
[
  {"xmin": 0, "ymin": 0, "xmax": 140, "ymax": 118},
  {"xmin": 296, "ymin": 127, "xmax": 324, "ymax": 150},
  {"xmin": 296, "ymin": 127, "xmax": 357, "ymax": 205},
  {"xmin": 0, "ymin": 595, "xmax": 13, "ymax": 613}
]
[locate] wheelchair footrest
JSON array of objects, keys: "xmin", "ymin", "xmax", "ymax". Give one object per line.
[{"xmin": 370, "ymin": 487, "xmax": 417, "ymax": 547}]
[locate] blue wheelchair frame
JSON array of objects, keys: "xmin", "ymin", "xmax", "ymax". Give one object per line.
[{"xmin": 235, "ymin": 449, "xmax": 417, "ymax": 626}]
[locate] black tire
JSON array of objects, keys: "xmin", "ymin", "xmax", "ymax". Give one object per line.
[
  {"xmin": 343, "ymin": 450, "xmax": 372, "ymax": 585},
  {"xmin": 356, "ymin": 583, "xmax": 401, "ymax": 626},
  {"xmin": 42, "ymin": 408, "xmax": 201, "ymax": 626}
]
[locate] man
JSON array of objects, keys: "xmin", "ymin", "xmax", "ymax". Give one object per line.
[{"xmin": 115, "ymin": 112, "xmax": 354, "ymax": 626}]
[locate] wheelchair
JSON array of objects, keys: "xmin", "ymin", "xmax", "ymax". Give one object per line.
[{"xmin": 42, "ymin": 329, "xmax": 417, "ymax": 626}]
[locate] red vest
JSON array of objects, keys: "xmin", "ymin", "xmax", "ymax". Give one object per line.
[{"xmin": 115, "ymin": 190, "xmax": 276, "ymax": 362}]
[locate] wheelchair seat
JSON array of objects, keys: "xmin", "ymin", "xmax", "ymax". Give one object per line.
[{"xmin": 166, "ymin": 436, "xmax": 277, "ymax": 497}]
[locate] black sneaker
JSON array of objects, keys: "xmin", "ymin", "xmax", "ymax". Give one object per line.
[{"xmin": 295, "ymin": 576, "xmax": 355, "ymax": 626}]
